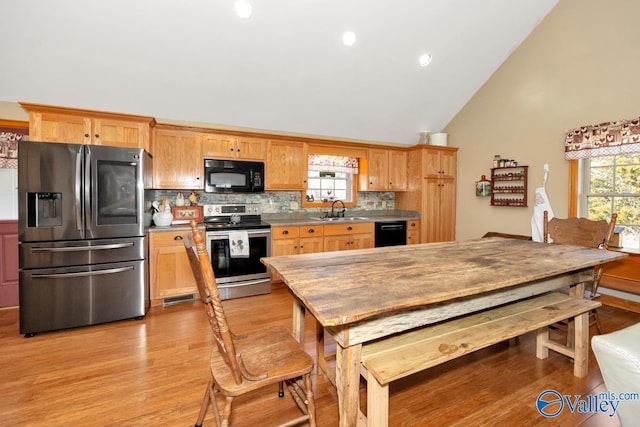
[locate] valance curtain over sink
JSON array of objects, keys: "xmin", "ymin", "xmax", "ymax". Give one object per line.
[
  {"xmin": 565, "ymin": 116, "xmax": 640, "ymax": 159},
  {"xmin": 308, "ymin": 154, "xmax": 359, "ymax": 174}
]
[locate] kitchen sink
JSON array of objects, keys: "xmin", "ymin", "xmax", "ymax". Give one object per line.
[{"xmin": 310, "ymin": 216, "xmax": 370, "ymax": 222}]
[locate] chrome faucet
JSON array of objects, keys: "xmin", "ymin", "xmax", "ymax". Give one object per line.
[{"xmin": 330, "ymin": 200, "xmax": 346, "ymax": 218}]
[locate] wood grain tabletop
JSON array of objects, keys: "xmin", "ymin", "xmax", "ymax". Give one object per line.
[{"xmin": 261, "ymin": 237, "xmax": 627, "ymax": 327}]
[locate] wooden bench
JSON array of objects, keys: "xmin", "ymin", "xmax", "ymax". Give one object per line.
[{"xmin": 358, "ymin": 292, "xmax": 601, "ymax": 426}]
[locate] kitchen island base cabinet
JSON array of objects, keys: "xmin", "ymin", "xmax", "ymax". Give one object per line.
[{"xmin": 149, "ymin": 231, "xmax": 197, "ymax": 306}]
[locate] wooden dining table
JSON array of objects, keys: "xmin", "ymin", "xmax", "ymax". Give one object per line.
[{"xmin": 261, "ymin": 237, "xmax": 627, "ymax": 427}]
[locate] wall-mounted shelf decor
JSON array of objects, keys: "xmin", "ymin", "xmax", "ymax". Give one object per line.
[{"xmin": 491, "ymin": 165, "xmax": 528, "ymax": 207}]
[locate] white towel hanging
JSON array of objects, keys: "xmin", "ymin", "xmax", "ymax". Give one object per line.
[{"xmin": 229, "ymin": 230, "xmax": 250, "ymax": 258}]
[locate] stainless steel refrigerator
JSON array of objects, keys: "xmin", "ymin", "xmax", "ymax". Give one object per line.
[{"xmin": 18, "ymin": 141, "xmax": 152, "ymax": 336}]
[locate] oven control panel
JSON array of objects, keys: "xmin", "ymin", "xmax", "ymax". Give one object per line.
[{"xmin": 203, "ymin": 203, "xmax": 262, "ymax": 217}]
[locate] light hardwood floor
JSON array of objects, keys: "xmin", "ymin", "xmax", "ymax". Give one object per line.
[{"xmin": 1, "ymin": 285, "xmax": 638, "ymax": 426}]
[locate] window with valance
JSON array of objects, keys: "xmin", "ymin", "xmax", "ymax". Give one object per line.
[
  {"xmin": 566, "ymin": 116, "xmax": 640, "ymax": 249},
  {"xmin": 564, "ymin": 118, "xmax": 640, "ymax": 160}
]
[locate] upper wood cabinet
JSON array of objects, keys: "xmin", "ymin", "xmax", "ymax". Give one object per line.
[
  {"xmin": 152, "ymin": 127, "xmax": 203, "ymax": 189},
  {"xmin": 21, "ymin": 103, "xmax": 155, "ymax": 152},
  {"xmin": 265, "ymin": 140, "xmax": 308, "ymax": 190},
  {"xmin": 423, "ymin": 148, "xmax": 456, "ymax": 179},
  {"xmin": 359, "ymin": 148, "xmax": 407, "ymax": 191},
  {"xmin": 200, "ymin": 133, "xmax": 266, "ymax": 160}
]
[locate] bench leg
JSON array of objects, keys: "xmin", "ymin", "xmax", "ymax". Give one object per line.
[
  {"xmin": 536, "ymin": 327, "xmax": 550, "ymax": 359},
  {"xmin": 366, "ymin": 369, "xmax": 389, "ymax": 427},
  {"xmin": 573, "ymin": 312, "xmax": 589, "ymax": 378}
]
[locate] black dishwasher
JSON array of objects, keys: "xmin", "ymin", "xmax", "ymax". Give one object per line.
[{"xmin": 374, "ymin": 221, "xmax": 407, "ymax": 247}]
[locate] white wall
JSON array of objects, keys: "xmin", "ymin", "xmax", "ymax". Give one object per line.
[
  {"xmin": 0, "ymin": 168, "xmax": 18, "ymax": 220},
  {"xmin": 445, "ymin": 0, "xmax": 640, "ymax": 241}
]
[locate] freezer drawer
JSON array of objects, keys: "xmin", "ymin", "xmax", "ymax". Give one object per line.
[
  {"xmin": 19, "ymin": 259, "xmax": 148, "ymax": 336},
  {"xmin": 19, "ymin": 236, "xmax": 145, "ymax": 269}
]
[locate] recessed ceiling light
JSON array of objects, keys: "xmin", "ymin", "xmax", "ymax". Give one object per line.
[
  {"xmin": 419, "ymin": 53, "xmax": 433, "ymax": 67},
  {"xmin": 235, "ymin": 0, "xmax": 252, "ymax": 18},
  {"xmin": 342, "ymin": 31, "xmax": 357, "ymax": 47}
]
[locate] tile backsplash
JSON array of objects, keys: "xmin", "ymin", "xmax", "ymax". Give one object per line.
[{"xmin": 147, "ymin": 190, "xmax": 394, "ymax": 214}]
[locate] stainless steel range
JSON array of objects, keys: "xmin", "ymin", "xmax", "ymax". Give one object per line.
[{"xmin": 203, "ymin": 203, "xmax": 271, "ymax": 300}]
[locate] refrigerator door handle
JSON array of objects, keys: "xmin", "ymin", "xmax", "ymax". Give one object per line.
[
  {"xmin": 31, "ymin": 242, "xmax": 135, "ymax": 252},
  {"xmin": 84, "ymin": 146, "xmax": 92, "ymax": 234},
  {"xmin": 31, "ymin": 266, "xmax": 134, "ymax": 279},
  {"xmin": 75, "ymin": 148, "xmax": 83, "ymax": 231}
]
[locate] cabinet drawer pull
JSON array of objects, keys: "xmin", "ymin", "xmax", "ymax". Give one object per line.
[
  {"xmin": 174, "ymin": 235, "xmax": 183, "ymax": 240},
  {"xmin": 308, "ymin": 229, "xmax": 314, "ymax": 233},
  {"xmin": 282, "ymin": 230, "xmax": 289, "ymax": 235},
  {"xmin": 347, "ymin": 226, "xmax": 353, "ymax": 231}
]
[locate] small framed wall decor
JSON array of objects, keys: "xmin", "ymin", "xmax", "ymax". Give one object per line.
[{"xmin": 171, "ymin": 206, "xmax": 203, "ymax": 224}]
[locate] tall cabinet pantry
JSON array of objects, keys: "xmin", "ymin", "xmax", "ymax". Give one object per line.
[{"xmin": 396, "ymin": 145, "xmax": 458, "ymax": 243}]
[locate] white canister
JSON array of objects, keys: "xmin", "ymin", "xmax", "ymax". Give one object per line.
[{"xmin": 429, "ymin": 132, "xmax": 448, "ymax": 146}]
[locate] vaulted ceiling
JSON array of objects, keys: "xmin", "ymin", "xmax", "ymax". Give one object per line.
[{"xmin": 0, "ymin": 0, "xmax": 558, "ymax": 145}]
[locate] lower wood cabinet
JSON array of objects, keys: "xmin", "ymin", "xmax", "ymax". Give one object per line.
[
  {"xmin": 407, "ymin": 219, "xmax": 421, "ymax": 245},
  {"xmin": 323, "ymin": 222, "xmax": 374, "ymax": 252},
  {"xmin": 271, "ymin": 225, "xmax": 324, "ymax": 256},
  {"xmin": 271, "ymin": 225, "xmax": 324, "ymax": 282},
  {"xmin": 149, "ymin": 230, "xmax": 197, "ymax": 305}
]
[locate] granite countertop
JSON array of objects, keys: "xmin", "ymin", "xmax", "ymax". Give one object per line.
[
  {"xmin": 262, "ymin": 209, "xmax": 420, "ymax": 227},
  {"xmin": 146, "ymin": 210, "xmax": 420, "ymax": 232}
]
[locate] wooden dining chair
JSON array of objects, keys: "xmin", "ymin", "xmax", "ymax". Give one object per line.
[
  {"xmin": 543, "ymin": 210, "xmax": 617, "ymax": 336},
  {"xmin": 184, "ymin": 221, "xmax": 317, "ymax": 427}
]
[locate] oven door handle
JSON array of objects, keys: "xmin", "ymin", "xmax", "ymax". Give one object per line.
[
  {"xmin": 207, "ymin": 230, "xmax": 271, "ymax": 239},
  {"xmin": 31, "ymin": 266, "xmax": 134, "ymax": 279}
]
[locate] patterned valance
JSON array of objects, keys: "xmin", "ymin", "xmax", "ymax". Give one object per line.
[
  {"xmin": 564, "ymin": 117, "xmax": 640, "ymax": 159},
  {"xmin": 0, "ymin": 131, "xmax": 23, "ymax": 169},
  {"xmin": 308, "ymin": 154, "xmax": 359, "ymax": 174}
]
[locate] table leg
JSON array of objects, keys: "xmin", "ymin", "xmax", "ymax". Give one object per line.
[
  {"xmin": 292, "ymin": 299, "xmax": 305, "ymax": 343},
  {"xmin": 336, "ymin": 343, "xmax": 362, "ymax": 427}
]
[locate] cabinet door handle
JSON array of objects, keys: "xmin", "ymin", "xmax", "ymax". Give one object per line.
[
  {"xmin": 282, "ymin": 230, "xmax": 289, "ymax": 235},
  {"xmin": 174, "ymin": 235, "xmax": 183, "ymax": 241},
  {"xmin": 84, "ymin": 133, "xmax": 90, "ymax": 138},
  {"xmin": 95, "ymin": 134, "xmax": 100, "ymax": 139}
]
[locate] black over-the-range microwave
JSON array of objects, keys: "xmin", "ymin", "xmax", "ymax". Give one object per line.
[{"xmin": 204, "ymin": 159, "xmax": 265, "ymax": 193}]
